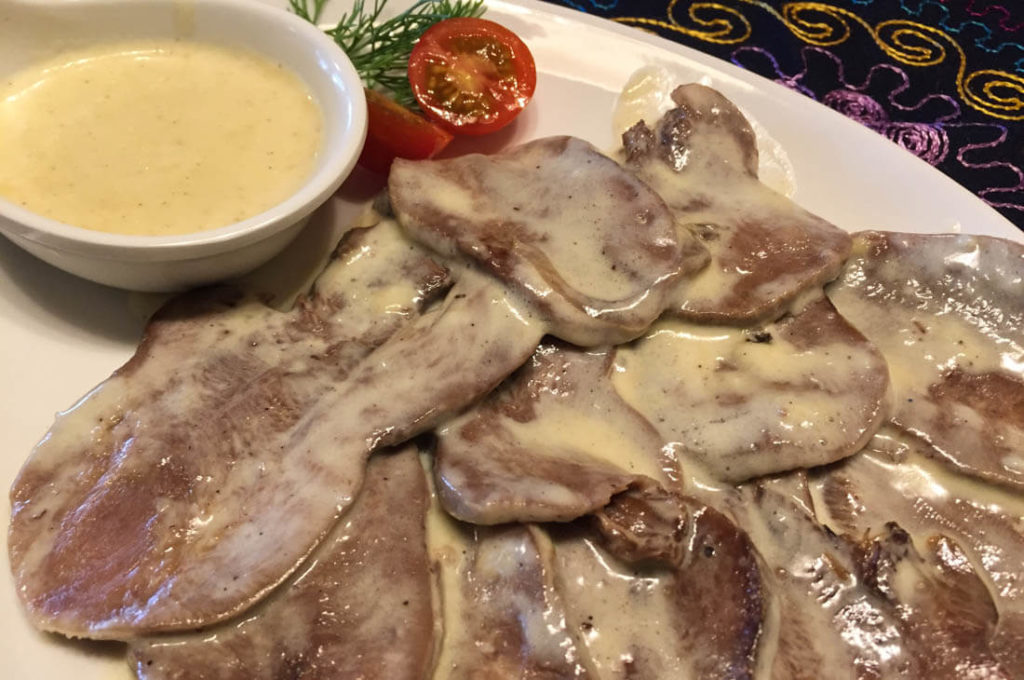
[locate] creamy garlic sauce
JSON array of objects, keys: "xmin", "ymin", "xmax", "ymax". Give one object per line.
[
  {"xmin": 0, "ymin": 40, "xmax": 322, "ymax": 235},
  {"xmin": 483, "ymin": 398, "xmax": 668, "ymax": 482},
  {"xmin": 612, "ymin": 316, "xmax": 883, "ymax": 480},
  {"xmin": 829, "ymin": 269, "xmax": 1010, "ymax": 399},
  {"xmin": 425, "ymin": 464, "xmax": 585, "ymax": 678},
  {"xmin": 552, "ymin": 535, "xmax": 685, "ymax": 679},
  {"xmin": 809, "ymin": 427, "xmax": 1024, "ymax": 608}
]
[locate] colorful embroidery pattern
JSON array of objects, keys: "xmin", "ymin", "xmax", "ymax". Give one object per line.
[{"xmin": 549, "ymin": 0, "xmax": 1024, "ymax": 226}]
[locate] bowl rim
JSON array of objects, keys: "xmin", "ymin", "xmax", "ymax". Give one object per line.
[{"xmin": 0, "ymin": 0, "xmax": 368, "ymax": 262}]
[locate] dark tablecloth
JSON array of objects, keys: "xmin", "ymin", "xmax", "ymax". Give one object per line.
[{"xmin": 542, "ymin": 0, "xmax": 1024, "ymax": 230}]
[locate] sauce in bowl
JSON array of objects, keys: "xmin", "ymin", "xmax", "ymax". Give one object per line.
[{"xmin": 0, "ymin": 40, "xmax": 323, "ymax": 236}]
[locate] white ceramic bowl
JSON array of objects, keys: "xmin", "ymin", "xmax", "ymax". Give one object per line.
[{"xmin": 0, "ymin": 0, "xmax": 367, "ymax": 291}]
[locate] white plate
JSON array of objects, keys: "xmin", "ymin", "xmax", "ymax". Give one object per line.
[{"xmin": 2, "ymin": 1, "xmax": 1021, "ymax": 677}]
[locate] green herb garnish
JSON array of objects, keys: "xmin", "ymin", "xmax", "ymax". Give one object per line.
[{"xmin": 289, "ymin": 0, "xmax": 485, "ymax": 108}]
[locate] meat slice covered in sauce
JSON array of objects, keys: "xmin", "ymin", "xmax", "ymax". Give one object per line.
[
  {"xmin": 612, "ymin": 296, "xmax": 889, "ymax": 482},
  {"xmin": 130, "ymin": 445, "xmax": 435, "ymax": 680},
  {"xmin": 727, "ymin": 477, "xmax": 917, "ymax": 679},
  {"xmin": 827, "ymin": 231, "xmax": 1024, "ymax": 490},
  {"xmin": 852, "ymin": 522, "xmax": 1011, "ymax": 678},
  {"xmin": 8, "ymin": 223, "xmax": 541, "ymax": 639},
  {"xmin": 435, "ymin": 524, "xmax": 593, "ymax": 679},
  {"xmin": 8, "ymin": 221, "xmax": 448, "ymax": 638},
  {"xmin": 816, "ymin": 427, "xmax": 1024, "ymax": 677},
  {"xmin": 726, "ymin": 473, "xmax": 1014, "ymax": 678},
  {"xmin": 546, "ymin": 483, "xmax": 764, "ymax": 680},
  {"xmin": 435, "ymin": 343, "xmax": 672, "ymax": 525},
  {"xmin": 389, "ymin": 135, "xmax": 709, "ymax": 346},
  {"xmin": 622, "ymin": 84, "xmax": 851, "ymax": 323},
  {"xmin": 323, "ymin": 268, "xmax": 543, "ymax": 454}
]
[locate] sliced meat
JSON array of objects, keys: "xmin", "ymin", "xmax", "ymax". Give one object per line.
[
  {"xmin": 130, "ymin": 445, "xmax": 435, "ymax": 680},
  {"xmin": 815, "ymin": 427, "xmax": 1024, "ymax": 676},
  {"xmin": 612, "ymin": 296, "xmax": 889, "ymax": 482},
  {"xmin": 729, "ymin": 473, "xmax": 1015, "ymax": 678},
  {"xmin": 622, "ymin": 83, "xmax": 851, "ymax": 323},
  {"xmin": 827, "ymin": 231, "xmax": 1024, "ymax": 490},
  {"xmin": 435, "ymin": 524, "xmax": 592, "ymax": 679},
  {"xmin": 9, "ymin": 227, "xmax": 540, "ymax": 638},
  {"xmin": 556, "ymin": 484, "xmax": 765, "ymax": 680},
  {"xmin": 851, "ymin": 523, "xmax": 1011, "ymax": 679},
  {"xmin": 548, "ymin": 530, "xmax": 691, "ymax": 679},
  {"xmin": 8, "ymin": 221, "xmax": 448, "ymax": 638},
  {"xmin": 389, "ymin": 135, "xmax": 709, "ymax": 346},
  {"xmin": 727, "ymin": 478, "xmax": 916, "ymax": 679},
  {"xmin": 327, "ymin": 269, "xmax": 544, "ymax": 453},
  {"xmin": 435, "ymin": 343, "xmax": 671, "ymax": 525}
]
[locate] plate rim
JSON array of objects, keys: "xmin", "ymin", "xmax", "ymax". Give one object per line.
[
  {"xmin": 489, "ymin": 0, "xmax": 1021, "ymax": 240},
  {"xmin": 2, "ymin": 1, "xmax": 1023, "ymax": 678}
]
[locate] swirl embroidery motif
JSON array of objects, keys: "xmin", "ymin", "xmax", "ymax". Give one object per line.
[
  {"xmin": 964, "ymin": 1, "xmax": 1024, "ymax": 33},
  {"xmin": 732, "ymin": 45, "xmax": 1024, "ymax": 215},
  {"xmin": 612, "ymin": 0, "xmax": 1024, "ymax": 120}
]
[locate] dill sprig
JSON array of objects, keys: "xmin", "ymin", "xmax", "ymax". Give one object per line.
[{"xmin": 289, "ymin": 0, "xmax": 485, "ymax": 108}]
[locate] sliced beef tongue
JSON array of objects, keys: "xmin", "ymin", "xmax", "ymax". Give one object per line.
[
  {"xmin": 322, "ymin": 268, "xmax": 544, "ymax": 453},
  {"xmin": 8, "ymin": 224, "xmax": 540, "ymax": 639},
  {"xmin": 7, "ymin": 220, "xmax": 449, "ymax": 639},
  {"xmin": 851, "ymin": 523, "xmax": 1011, "ymax": 679},
  {"xmin": 622, "ymin": 83, "xmax": 851, "ymax": 324},
  {"xmin": 816, "ymin": 427, "xmax": 1024, "ymax": 677},
  {"xmin": 435, "ymin": 342, "xmax": 671, "ymax": 525},
  {"xmin": 130, "ymin": 445, "xmax": 435, "ymax": 680},
  {"xmin": 827, "ymin": 231, "xmax": 1024, "ymax": 490},
  {"xmin": 727, "ymin": 477, "xmax": 919, "ymax": 679},
  {"xmin": 437, "ymin": 524, "xmax": 593, "ymax": 679},
  {"xmin": 726, "ymin": 472, "xmax": 1014, "ymax": 678},
  {"xmin": 611, "ymin": 295, "xmax": 889, "ymax": 482},
  {"xmin": 389, "ymin": 135, "xmax": 709, "ymax": 346},
  {"xmin": 582, "ymin": 484, "xmax": 765, "ymax": 680}
]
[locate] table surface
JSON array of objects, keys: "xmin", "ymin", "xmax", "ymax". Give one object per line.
[{"xmin": 542, "ymin": 0, "xmax": 1024, "ymax": 230}]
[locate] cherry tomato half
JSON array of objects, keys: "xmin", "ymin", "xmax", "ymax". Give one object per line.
[
  {"xmin": 358, "ymin": 88, "xmax": 454, "ymax": 174},
  {"xmin": 408, "ymin": 17, "xmax": 537, "ymax": 136}
]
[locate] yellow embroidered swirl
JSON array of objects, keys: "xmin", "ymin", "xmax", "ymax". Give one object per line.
[
  {"xmin": 614, "ymin": 0, "xmax": 751, "ymax": 45},
  {"xmin": 613, "ymin": 0, "xmax": 1024, "ymax": 120}
]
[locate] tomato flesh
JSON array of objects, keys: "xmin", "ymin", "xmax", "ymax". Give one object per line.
[
  {"xmin": 409, "ymin": 18, "xmax": 536, "ymax": 136},
  {"xmin": 358, "ymin": 88, "xmax": 453, "ymax": 174}
]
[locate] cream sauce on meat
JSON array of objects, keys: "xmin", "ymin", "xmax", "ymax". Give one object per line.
[
  {"xmin": 9, "ymin": 220, "xmax": 544, "ymax": 639},
  {"xmin": 551, "ymin": 531, "xmax": 687, "ymax": 678},
  {"xmin": 812, "ymin": 426, "xmax": 1024, "ymax": 676},
  {"xmin": 612, "ymin": 66, "xmax": 797, "ymax": 198},
  {"xmin": 389, "ymin": 135, "xmax": 709, "ymax": 346},
  {"xmin": 621, "ymin": 84, "xmax": 851, "ymax": 324},
  {"xmin": 723, "ymin": 478, "xmax": 915, "ymax": 679},
  {"xmin": 426, "ymin": 494, "xmax": 590, "ymax": 678},
  {"xmin": 590, "ymin": 486, "xmax": 765, "ymax": 679},
  {"xmin": 611, "ymin": 297, "xmax": 888, "ymax": 482},
  {"xmin": 10, "ymin": 220, "xmax": 447, "ymax": 637},
  {"xmin": 828, "ymin": 231, "xmax": 1024, "ymax": 489},
  {"xmin": 7, "ymin": 81, "xmax": 1024, "ymax": 680},
  {"xmin": 130, "ymin": 445, "xmax": 435, "ymax": 680},
  {"xmin": 436, "ymin": 344, "xmax": 674, "ymax": 525},
  {"xmin": 706, "ymin": 467, "xmax": 1014, "ymax": 678}
]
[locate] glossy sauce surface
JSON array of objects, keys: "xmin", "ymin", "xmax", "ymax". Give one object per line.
[{"xmin": 0, "ymin": 40, "xmax": 322, "ymax": 235}]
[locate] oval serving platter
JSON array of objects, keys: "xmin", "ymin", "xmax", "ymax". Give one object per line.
[{"xmin": 1, "ymin": 1, "xmax": 1020, "ymax": 678}]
